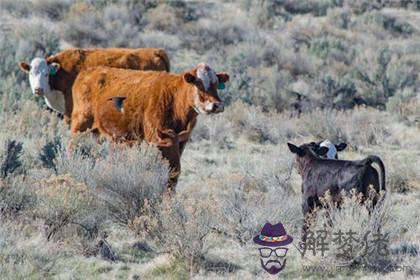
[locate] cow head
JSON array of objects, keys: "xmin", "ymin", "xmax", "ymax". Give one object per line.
[
  {"xmin": 307, "ymin": 140, "xmax": 347, "ymax": 159},
  {"xmin": 287, "ymin": 142, "xmax": 322, "ymax": 175},
  {"xmin": 287, "ymin": 143, "xmax": 318, "ymax": 158},
  {"xmin": 184, "ymin": 63, "xmax": 229, "ymax": 115},
  {"xmin": 19, "ymin": 58, "xmax": 60, "ymax": 97}
]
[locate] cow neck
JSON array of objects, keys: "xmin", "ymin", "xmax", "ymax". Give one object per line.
[
  {"xmin": 172, "ymin": 81, "xmax": 198, "ymax": 125},
  {"xmin": 296, "ymin": 154, "xmax": 315, "ymax": 177}
]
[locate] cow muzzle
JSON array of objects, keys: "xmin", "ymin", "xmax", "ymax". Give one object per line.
[
  {"xmin": 200, "ymin": 101, "xmax": 225, "ymax": 114},
  {"xmin": 212, "ymin": 102, "xmax": 224, "ymax": 113}
]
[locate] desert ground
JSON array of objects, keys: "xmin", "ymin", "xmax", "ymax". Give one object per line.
[{"xmin": 0, "ymin": 0, "xmax": 419, "ymax": 279}]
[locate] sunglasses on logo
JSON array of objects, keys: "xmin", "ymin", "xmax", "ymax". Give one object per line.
[{"xmin": 258, "ymin": 247, "xmax": 288, "ymax": 258}]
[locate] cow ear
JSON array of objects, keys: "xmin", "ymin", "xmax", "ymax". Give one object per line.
[
  {"xmin": 335, "ymin": 143, "xmax": 347, "ymax": 151},
  {"xmin": 287, "ymin": 143, "xmax": 305, "ymax": 157},
  {"xmin": 184, "ymin": 73, "xmax": 196, "ymax": 84},
  {"xmin": 318, "ymin": 146, "xmax": 329, "ymax": 156},
  {"xmin": 217, "ymin": 72, "xmax": 229, "ymax": 83},
  {"xmin": 48, "ymin": 62, "xmax": 60, "ymax": 75},
  {"xmin": 19, "ymin": 61, "xmax": 30, "ymax": 73}
]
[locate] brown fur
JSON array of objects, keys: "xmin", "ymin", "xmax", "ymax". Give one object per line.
[
  {"xmin": 20, "ymin": 48, "xmax": 170, "ymax": 122},
  {"xmin": 71, "ymin": 65, "xmax": 229, "ymax": 190}
]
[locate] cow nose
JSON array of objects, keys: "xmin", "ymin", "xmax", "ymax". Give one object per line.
[
  {"xmin": 213, "ymin": 102, "xmax": 224, "ymax": 113},
  {"xmin": 34, "ymin": 88, "xmax": 43, "ymax": 96}
]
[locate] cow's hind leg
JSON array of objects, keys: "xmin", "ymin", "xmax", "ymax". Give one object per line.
[{"xmin": 68, "ymin": 110, "xmax": 95, "ymax": 153}]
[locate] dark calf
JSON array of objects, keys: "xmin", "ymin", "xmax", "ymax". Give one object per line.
[
  {"xmin": 287, "ymin": 142, "xmax": 386, "ymax": 235},
  {"xmin": 307, "ymin": 140, "xmax": 381, "ymax": 195}
]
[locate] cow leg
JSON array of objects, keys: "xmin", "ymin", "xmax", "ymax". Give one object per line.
[
  {"xmin": 167, "ymin": 168, "xmax": 180, "ymax": 192},
  {"xmin": 167, "ymin": 155, "xmax": 181, "ymax": 193},
  {"xmin": 178, "ymin": 140, "xmax": 188, "ymax": 157},
  {"xmin": 363, "ymin": 167, "xmax": 381, "ymax": 208},
  {"xmin": 68, "ymin": 109, "xmax": 95, "ymax": 153},
  {"xmin": 64, "ymin": 115, "xmax": 71, "ymax": 127},
  {"xmin": 302, "ymin": 196, "xmax": 320, "ymax": 242},
  {"xmin": 159, "ymin": 146, "xmax": 181, "ymax": 193},
  {"xmin": 70, "ymin": 110, "xmax": 94, "ymax": 135},
  {"xmin": 63, "ymin": 90, "xmax": 73, "ymax": 127},
  {"xmin": 301, "ymin": 198, "xmax": 312, "ymax": 242}
]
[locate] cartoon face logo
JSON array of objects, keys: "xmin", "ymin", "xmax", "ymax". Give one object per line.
[{"xmin": 253, "ymin": 222, "xmax": 293, "ymax": 275}]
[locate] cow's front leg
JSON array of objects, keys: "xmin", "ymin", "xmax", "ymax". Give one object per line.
[
  {"xmin": 168, "ymin": 152, "xmax": 181, "ymax": 193},
  {"xmin": 159, "ymin": 145, "xmax": 181, "ymax": 193},
  {"xmin": 302, "ymin": 198, "xmax": 311, "ymax": 242},
  {"xmin": 63, "ymin": 90, "xmax": 73, "ymax": 126},
  {"xmin": 302, "ymin": 196, "xmax": 320, "ymax": 242},
  {"xmin": 178, "ymin": 140, "xmax": 187, "ymax": 157}
]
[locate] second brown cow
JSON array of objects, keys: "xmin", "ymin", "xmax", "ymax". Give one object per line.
[{"xmin": 19, "ymin": 48, "xmax": 170, "ymax": 122}]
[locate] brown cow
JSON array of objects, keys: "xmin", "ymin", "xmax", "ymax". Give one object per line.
[
  {"xmin": 18, "ymin": 48, "xmax": 170, "ymax": 122},
  {"xmin": 71, "ymin": 63, "xmax": 229, "ymax": 190}
]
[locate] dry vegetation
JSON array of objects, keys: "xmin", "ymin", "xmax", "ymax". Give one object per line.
[{"xmin": 0, "ymin": 0, "xmax": 419, "ymax": 279}]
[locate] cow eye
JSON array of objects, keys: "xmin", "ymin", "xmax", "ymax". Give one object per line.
[{"xmin": 195, "ymin": 82, "xmax": 205, "ymax": 91}]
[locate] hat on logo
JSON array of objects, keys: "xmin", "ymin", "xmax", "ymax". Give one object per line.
[{"xmin": 253, "ymin": 222, "xmax": 293, "ymax": 247}]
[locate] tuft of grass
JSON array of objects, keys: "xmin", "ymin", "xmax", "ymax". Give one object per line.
[
  {"xmin": 0, "ymin": 176, "xmax": 34, "ymax": 218},
  {"xmin": 35, "ymin": 175, "xmax": 101, "ymax": 241}
]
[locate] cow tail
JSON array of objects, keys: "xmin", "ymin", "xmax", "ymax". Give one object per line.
[
  {"xmin": 155, "ymin": 49, "xmax": 170, "ymax": 72},
  {"xmin": 367, "ymin": 155, "xmax": 386, "ymax": 191}
]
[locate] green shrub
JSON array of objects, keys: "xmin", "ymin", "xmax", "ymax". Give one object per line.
[
  {"xmin": 353, "ymin": 48, "xmax": 412, "ymax": 108},
  {"xmin": 283, "ymin": 0, "xmax": 342, "ymax": 16},
  {"xmin": 367, "ymin": 12, "xmax": 416, "ymax": 36},
  {"xmin": 0, "ymin": 140, "xmax": 23, "ymax": 179},
  {"xmin": 39, "ymin": 137, "xmax": 61, "ymax": 173},
  {"xmin": 310, "ymin": 35, "xmax": 347, "ymax": 60}
]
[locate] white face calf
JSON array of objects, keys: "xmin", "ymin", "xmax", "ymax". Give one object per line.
[
  {"xmin": 307, "ymin": 140, "xmax": 347, "ymax": 159},
  {"xmin": 19, "ymin": 58, "xmax": 64, "ymax": 113},
  {"xmin": 319, "ymin": 140, "xmax": 338, "ymax": 159}
]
